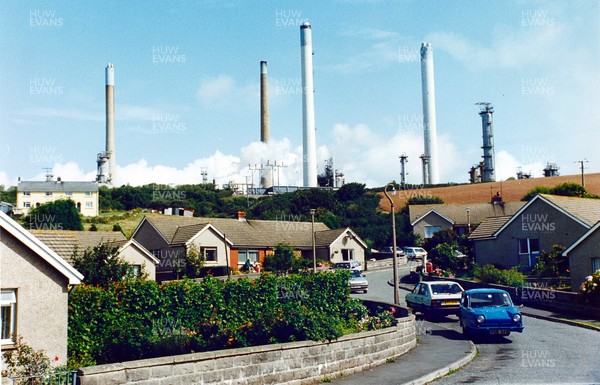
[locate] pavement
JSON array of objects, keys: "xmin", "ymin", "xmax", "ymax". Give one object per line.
[{"xmin": 332, "ymin": 274, "xmax": 600, "ymax": 385}]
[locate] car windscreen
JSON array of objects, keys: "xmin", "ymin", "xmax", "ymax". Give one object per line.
[
  {"xmin": 350, "ymin": 270, "xmax": 362, "ymax": 278},
  {"xmin": 469, "ymin": 292, "xmax": 512, "ymax": 307},
  {"xmin": 431, "ymin": 284, "xmax": 462, "ymax": 295}
]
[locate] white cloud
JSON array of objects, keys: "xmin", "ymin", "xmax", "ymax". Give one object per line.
[{"xmin": 196, "ymin": 74, "xmax": 257, "ymax": 111}]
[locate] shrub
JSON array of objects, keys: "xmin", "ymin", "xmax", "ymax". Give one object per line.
[
  {"xmin": 1, "ymin": 335, "xmax": 53, "ymax": 380},
  {"xmin": 579, "ymin": 269, "xmax": 600, "ymax": 304},
  {"xmin": 474, "ymin": 264, "xmax": 525, "ymax": 287}
]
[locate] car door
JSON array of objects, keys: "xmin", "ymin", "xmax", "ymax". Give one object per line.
[
  {"xmin": 459, "ymin": 293, "xmax": 470, "ymax": 325},
  {"xmin": 408, "ymin": 283, "xmax": 421, "ymax": 307}
]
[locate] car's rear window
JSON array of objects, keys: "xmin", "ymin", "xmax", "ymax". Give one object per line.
[{"xmin": 431, "ymin": 284, "xmax": 462, "ymax": 295}]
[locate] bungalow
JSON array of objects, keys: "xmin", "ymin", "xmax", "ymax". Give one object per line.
[
  {"xmin": 469, "ymin": 194, "xmax": 600, "ymax": 269},
  {"xmin": 30, "ymin": 230, "xmax": 159, "ymax": 280},
  {"xmin": 562, "ymin": 221, "xmax": 600, "ymax": 292},
  {"xmin": 132, "ymin": 212, "xmax": 367, "ymax": 281},
  {"xmin": 409, "ymin": 201, "xmax": 525, "ymax": 239},
  {"xmin": 0, "ymin": 211, "xmax": 83, "ymax": 367}
]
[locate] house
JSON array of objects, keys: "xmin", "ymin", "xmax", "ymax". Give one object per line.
[
  {"xmin": 0, "ymin": 201, "xmax": 13, "ymax": 215},
  {"xmin": 15, "ymin": 175, "xmax": 99, "ymax": 217},
  {"xmin": 132, "ymin": 212, "xmax": 367, "ymax": 281},
  {"xmin": 562, "ymin": 221, "xmax": 600, "ymax": 291},
  {"xmin": 30, "ymin": 230, "xmax": 159, "ymax": 280},
  {"xmin": 469, "ymin": 194, "xmax": 600, "ymax": 269},
  {"xmin": 409, "ymin": 201, "xmax": 525, "ymax": 239},
  {"xmin": 0, "ymin": 211, "xmax": 83, "ymax": 367}
]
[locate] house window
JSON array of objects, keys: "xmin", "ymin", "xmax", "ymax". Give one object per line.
[
  {"xmin": 1, "ymin": 290, "xmax": 16, "ymax": 345},
  {"xmin": 424, "ymin": 226, "xmax": 441, "ymax": 239},
  {"xmin": 85, "ymin": 202, "xmax": 93, "ymax": 208},
  {"xmin": 23, "ymin": 202, "xmax": 31, "ymax": 208},
  {"xmin": 202, "ymin": 247, "xmax": 217, "ymax": 262},
  {"xmin": 592, "ymin": 258, "xmax": 600, "ymax": 272},
  {"xmin": 239, "ymin": 250, "xmax": 258, "ymax": 265},
  {"xmin": 519, "ymin": 238, "xmax": 540, "ymax": 266},
  {"xmin": 85, "ymin": 191, "xmax": 92, "ymax": 196},
  {"xmin": 23, "ymin": 192, "xmax": 30, "ymax": 196},
  {"xmin": 128, "ymin": 265, "xmax": 142, "ymax": 278},
  {"xmin": 342, "ymin": 249, "xmax": 354, "ymax": 261},
  {"xmin": 45, "ymin": 192, "xmax": 52, "ymax": 196},
  {"xmin": 65, "ymin": 192, "xmax": 73, "ymax": 196}
]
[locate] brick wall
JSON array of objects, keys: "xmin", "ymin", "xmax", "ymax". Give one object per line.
[{"xmin": 78, "ymin": 315, "xmax": 416, "ymax": 385}]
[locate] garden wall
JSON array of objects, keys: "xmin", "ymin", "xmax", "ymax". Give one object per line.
[
  {"xmin": 425, "ymin": 276, "xmax": 600, "ymax": 319},
  {"xmin": 365, "ymin": 255, "xmax": 407, "ymax": 271},
  {"xmin": 77, "ymin": 315, "xmax": 416, "ymax": 385}
]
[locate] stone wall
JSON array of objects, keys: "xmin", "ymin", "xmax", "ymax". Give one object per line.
[
  {"xmin": 78, "ymin": 315, "xmax": 416, "ymax": 385},
  {"xmin": 365, "ymin": 255, "xmax": 407, "ymax": 271}
]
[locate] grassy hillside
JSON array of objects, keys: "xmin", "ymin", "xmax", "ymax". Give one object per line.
[{"xmin": 82, "ymin": 210, "xmax": 147, "ymax": 238}]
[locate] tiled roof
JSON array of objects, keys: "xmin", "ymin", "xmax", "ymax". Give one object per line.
[
  {"xmin": 468, "ymin": 216, "xmax": 513, "ymax": 240},
  {"xmin": 142, "ymin": 215, "xmax": 331, "ymax": 248},
  {"xmin": 30, "ymin": 230, "xmax": 126, "ymax": 262},
  {"xmin": 410, "ymin": 201, "xmax": 525, "ymax": 226},
  {"xmin": 19, "ymin": 181, "xmax": 98, "ymax": 193},
  {"xmin": 540, "ymin": 194, "xmax": 600, "ymax": 227}
]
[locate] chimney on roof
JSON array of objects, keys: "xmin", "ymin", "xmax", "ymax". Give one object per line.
[{"xmin": 237, "ymin": 211, "xmax": 247, "ymax": 221}]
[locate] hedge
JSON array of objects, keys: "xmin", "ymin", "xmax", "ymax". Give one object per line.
[{"xmin": 68, "ymin": 271, "xmax": 392, "ymax": 368}]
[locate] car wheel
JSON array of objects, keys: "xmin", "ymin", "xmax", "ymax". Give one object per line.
[
  {"xmin": 462, "ymin": 324, "xmax": 471, "ymax": 336},
  {"xmin": 363, "ymin": 289, "xmax": 368, "ymax": 293}
]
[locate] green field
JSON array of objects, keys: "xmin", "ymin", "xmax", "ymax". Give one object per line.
[{"xmin": 82, "ymin": 211, "xmax": 148, "ymax": 238}]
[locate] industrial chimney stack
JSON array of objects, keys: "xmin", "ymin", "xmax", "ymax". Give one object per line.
[
  {"xmin": 260, "ymin": 61, "xmax": 273, "ymax": 189},
  {"xmin": 477, "ymin": 102, "xmax": 495, "ymax": 182},
  {"xmin": 300, "ymin": 22, "xmax": 317, "ymax": 187},
  {"xmin": 105, "ymin": 63, "xmax": 116, "ymax": 185},
  {"xmin": 420, "ymin": 43, "xmax": 439, "ymax": 185}
]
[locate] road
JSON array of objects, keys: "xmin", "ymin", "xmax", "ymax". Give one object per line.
[{"xmin": 353, "ymin": 267, "xmax": 600, "ymax": 385}]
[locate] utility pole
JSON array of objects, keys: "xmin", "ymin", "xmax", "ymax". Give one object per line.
[{"xmin": 574, "ymin": 159, "xmax": 589, "ymax": 190}]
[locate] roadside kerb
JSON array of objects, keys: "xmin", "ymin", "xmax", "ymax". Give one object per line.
[{"xmin": 401, "ymin": 340, "xmax": 477, "ymax": 385}]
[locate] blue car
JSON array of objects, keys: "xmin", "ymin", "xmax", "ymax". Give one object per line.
[{"xmin": 459, "ymin": 288, "xmax": 524, "ymax": 337}]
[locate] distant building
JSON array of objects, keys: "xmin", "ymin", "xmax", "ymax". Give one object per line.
[
  {"xmin": 15, "ymin": 176, "xmax": 99, "ymax": 217},
  {"xmin": 0, "ymin": 201, "xmax": 13, "ymax": 214}
]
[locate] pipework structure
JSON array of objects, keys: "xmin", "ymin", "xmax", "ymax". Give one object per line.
[{"xmin": 477, "ymin": 102, "xmax": 495, "ymax": 182}]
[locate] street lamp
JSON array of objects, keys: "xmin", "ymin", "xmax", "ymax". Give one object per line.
[
  {"xmin": 466, "ymin": 207, "xmax": 471, "ymax": 234},
  {"xmin": 384, "ymin": 181, "xmax": 400, "ymax": 305},
  {"xmin": 310, "ymin": 208, "xmax": 316, "ymax": 273}
]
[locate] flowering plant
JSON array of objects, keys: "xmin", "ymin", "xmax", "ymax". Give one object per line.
[
  {"xmin": 579, "ymin": 269, "xmax": 600, "ymax": 304},
  {"xmin": 432, "ymin": 267, "xmax": 455, "ymax": 279}
]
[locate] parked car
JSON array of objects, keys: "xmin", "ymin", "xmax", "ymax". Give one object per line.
[
  {"xmin": 459, "ymin": 288, "xmax": 524, "ymax": 337},
  {"xmin": 330, "ymin": 260, "xmax": 362, "ymax": 272},
  {"xmin": 348, "ymin": 269, "xmax": 368, "ymax": 293},
  {"xmin": 405, "ymin": 281, "xmax": 464, "ymax": 317},
  {"xmin": 379, "ymin": 246, "xmax": 405, "ymax": 255},
  {"xmin": 404, "ymin": 247, "xmax": 428, "ymax": 260}
]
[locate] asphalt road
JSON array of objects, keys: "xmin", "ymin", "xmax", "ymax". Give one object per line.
[{"xmin": 352, "ymin": 267, "xmax": 600, "ymax": 385}]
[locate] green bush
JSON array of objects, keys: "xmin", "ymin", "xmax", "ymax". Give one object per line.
[
  {"xmin": 68, "ymin": 271, "xmax": 389, "ymax": 368},
  {"xmin": 579, "ymin": 269, "xmax": 600, "ymax": 304},
  {"xmin": 474, "ymin": 264, "xmax": 525, "ymax": 287}
]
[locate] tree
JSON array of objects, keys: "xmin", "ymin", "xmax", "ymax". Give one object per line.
[
  {"xmin": 23, "ymin": 199, "xmax": 83, "ymax": 231},
  {"xmin": 531, "ymin": 244, "xmax": 568, "ymax": 278},
  {"xmin": 185, "ymin": 243, "xmax": 206, "ymax": 277},
  {"xmin": 263, "ymin": 243, "xmax": 308, "ymax": 275},
  {"xmin": 317, "ymin": 158, "xmax": 334, "ymax": 187},
  {"xmin": 522, "ymin": 183, "xmax": 592, "ymax": 201},
  {"xmin": 71, "ymin": 243, "xmax": 133, "ymax": 286}
]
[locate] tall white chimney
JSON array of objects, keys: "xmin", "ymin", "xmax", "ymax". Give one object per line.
[
  {"xmin": 301, "ymin": 22, "xmax": 317, "ymax": 187},
  {"xmin": 260, "ymin": 61, "xmax": 273, "ymax": 189},
  {"xmin": 420, "ymin": 43, "xmax": 439, "ymax": 185},
  {"xmin": 105, "ymin": 63, "xmax": 116, "ymax": 185}
]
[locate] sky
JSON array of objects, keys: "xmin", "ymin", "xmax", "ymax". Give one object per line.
[{"xmin": 1, "ymin": 0, "xmax": 599, "ymax": 189}]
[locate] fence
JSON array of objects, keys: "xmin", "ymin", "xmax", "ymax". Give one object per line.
[{"xmin": 3, "ymin": 371, "xmax": 77, "ymax": 385}]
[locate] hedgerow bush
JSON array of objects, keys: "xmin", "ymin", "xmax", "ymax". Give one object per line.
[
  {"xmin": 579, "ymin": 269, "xmax": 600, "ymax": 304},
  {"xmin": 474, "ymin": 264, "xmax": 526, "ymax": 287},
  {"xmin": 68, "ymin": 271, "xmax": 391, "ymax": 368}
]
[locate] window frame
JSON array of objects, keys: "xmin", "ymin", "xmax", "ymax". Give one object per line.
[
  {"xmin": 424, "ymin": 225, "xmax": 441, "ymax": 239},
  {"xmin": 1, "ymin": 290, "xmax": 17, "ymax": 345},
  {"xmin": 341, "ymin": 249, "xmax": 354, "ymax": 261},
  {"xmin": 238, "ymin": 250, "xmax": 258, "ymax": 265},
  {"xmin": 202, "ymin": 247, "xmax": 218, "ymax": 262}
]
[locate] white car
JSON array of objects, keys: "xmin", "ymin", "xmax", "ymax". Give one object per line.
[
  {"xmin": 348, "ymin": 270, "xmax": 368, "ymax": 293},
  {"xmin": 405, "ymin": 281, "xmax": 464, "ymax": 317},
  {"xmin": 330, "ymin": 260, "xmax": 362, "ymax": 272},
  {"xmin": 404, "ymin": 247, "xmax": 428, "ymax": 260}
]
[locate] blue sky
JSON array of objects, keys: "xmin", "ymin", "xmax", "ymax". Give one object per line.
[{"xmin": 1, "ymin": 0, "xmax": 599, "ymax": 188}]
